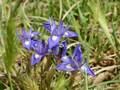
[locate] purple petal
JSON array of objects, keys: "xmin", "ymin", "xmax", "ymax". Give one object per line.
[
  {"xmin": 21, "ymin": 27, "xmax": 39, "ymax": 39},
  {"xmin": 56, "ymin": 63, "xmax": 76, "ymax": 71},
  {"xmin": 61, "ymin": 56, "xmax": 72, "ymax": 63},
  {"xmin": 43, "ymin": 19, "xmax": 56, "ymax": 34},
  {"xmin": 61, "ymin": 40, "xmax": 67, "ymax": 57},
  {"xmin": 31, "ymin": 32, "xmax": 39, "ymax": 37},
  {"xmin": 52, "ymin": 45, "xmax": 59, "ymax": 56},
  {"xmin": 22, "ymin": 28, "xmax": 27, "ymax": 36},
  {"xmin": 48, "ymin": 36, "xmax": 61, "ymax": 49},
  {"xmin": 63, "ymin": 31, "xmax": 78, "ymax": 37},
  {"xmin": 40, "ymin": 41, "xmax": 48, "ymax": 55},
  {"xmin": 32, "ymin": 40, "xmax": 48, "ymax": 54},
  {"xmin": 31, "ymin": 40, "xmax": 39, "ymax": 50},
  {"xmin": 29, "ymin": 27, "xmax": 39, "ymax": 38},
  {"xmin": 22, "ymin": 28, "xmax": 30, "ymax": 38},
  {"xmin": 57, "ymin": 20, "xmax": 65, "ymax": 36},
  {"xmin": 61, "ymin": 56, "xmax": 78, "ymax": 69},
  {"xmin": 17, "ymin": 27, "xmax": 40, "ymax": 51},
  {"xmin": 22, "ymin": 39, "xmax": 31, "ymax": 50},
  {"xmin": 72, "ymin": 44, "xmax": 82, "ymax": 63},
  {"xmin": 80, "ymin": 61, "xmax": 95, "ymax": 77},
  {"xmin": 52, "ymin": 41, "xmax": 67, "ymax": 59},
  {"xmin": 43, "ymin": 20, "xmax": 51, "ymax": 32},
  {"xmin": 50, "ymin": 20, "xmax": 56, "ymax": 34},
  {"xmin": 57, "ymin": 56, "xmax": 78, "ymax": 71},
  {"xmin": 31, "ymin": 40, "xmax": 42, "ymax": 50},
  {"xmin": 30, "ymin": 53, "xmax": 43, "ymax": 65}
]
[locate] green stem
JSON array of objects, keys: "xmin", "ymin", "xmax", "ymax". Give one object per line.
[
  {"xmin": 8, "ymin": 72, "xmax": 13, "ymax": 90},
  {"xmin": 5, "ymin": 1, "xmax": 22, "ymax": 90},
  {"xmin": 11, "ymin": 0, "xmax": 22, "ymax": 17},
  {"xmin": 85, "ymin": 73, "xmax": 88, "ymax": 90}
]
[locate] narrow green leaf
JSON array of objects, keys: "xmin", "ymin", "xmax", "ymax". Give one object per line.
[
  {"xmin": 4, "ymin": 18, "xmax": 16, "ymax": 72},
  {"xmin": 88, "ymin": 0, "xmax": 116, "ymax": 50}
]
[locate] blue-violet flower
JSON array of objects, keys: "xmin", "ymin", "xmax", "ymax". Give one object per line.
[
  {"xmin": 56, "ymin": 44, "xmax": 95, "ymax": 76},
  {"xmin": 43, "ymin": 19, "xmax": 78, "ymax": 49}
]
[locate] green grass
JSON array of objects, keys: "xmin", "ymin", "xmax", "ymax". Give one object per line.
[{"xmin": 0, "ymin": 0, "xmax": 120, "ymax": 90}]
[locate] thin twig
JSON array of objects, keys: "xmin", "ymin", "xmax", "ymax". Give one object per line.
[
  {"xmin": 59, "ymin": 0, "xmax": 62, "ymax": 20},
  {"xmin": 95, "ymin": 65, "xmax": 120, "ymax": 75}
]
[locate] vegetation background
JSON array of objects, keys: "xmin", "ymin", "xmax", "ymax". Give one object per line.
[{"xmin": 0, "ymin": 0, "xmax": 120, "ymax": 90}]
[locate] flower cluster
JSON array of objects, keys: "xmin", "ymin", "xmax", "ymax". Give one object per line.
[
  {"xmin": 17, "ymin": 19, "xmax": 95, "ymax": 77},
  {"xmin": 56, "ymin": 44, "xmax": 95, "ymax": 76}
]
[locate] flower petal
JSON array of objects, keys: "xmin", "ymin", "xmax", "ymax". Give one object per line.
[
  {"xmin": 43, "ymin": 20, "xmax": 51, "ymax": 32},
  {"xmin": 32, "ymin": 40, "xmax": 48, "ymax": 54},
  {"xmin": 80, "ymin": 60, "xmax": 95, "ymax": 77},
  {"xmin": 56, "ymin": 63, "xmax": 76, "ymax": 71},
  {"xmin": 31, "ymin": 32, "xmax": 39, "ymax": 37},
  {"xmin": 50, "ymin": 20, "xmax": 56, "ymax": 34},
  {"xmin": 43, "ymin": 19, "xmax": 56, "ymax": 34},
  {"xmin": 61, "ymin": 40, "xmax": 67, "ymax": 57},
  {"xmin": 48, "ymin": 35, "xmax": 61, "ymax": 49},
  {"xmin": 61, "ymin": 56, "xmax": 72, "ymax": 63},
  {"xmin": 29, "ymin": 27, "xmax": 39, "ymax": 38},
  {"xmin": 22, "ymin": 39, "xmax": 31, "ymax": 50},
  {"xmin": 57, "ymin": 20, "xmax": 65, "ymax": 36},
  {"xmin": 30, "ymin": 53, "xmax": 43, "ymax": 65},
  {"xmin": 72, "ymin": 44, "xmax": 82, "ymax": 63},
  {"xmin": 63, "ymin": 31, "xmax": 78, "ymax": 37},
  {"xmin": 52, "ymin": 45, "xmax": 59, "ymax": 56},
  {"xmin": 22, "ymin": 28, "xmax": 30, "ymax": 38}
]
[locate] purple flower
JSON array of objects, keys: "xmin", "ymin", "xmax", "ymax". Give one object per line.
[
  {"xmin": 43, "ymin": 19, "xmax": 78, "ymax": 49},
  {"xmin": 17, "ymin": 27, "xmax": 39, "ymax": 50},
  {"xmin": 56, "ymin": 44, "xmax": 95, "ymax": 77},
  {"xmin": 30, "ymin": 40, "xmax": 48, "ymax": 65}
]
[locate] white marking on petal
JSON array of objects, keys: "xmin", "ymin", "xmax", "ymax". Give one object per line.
[
  {"xmin": 35, "ymin": 53, "xmax": 40, "ymax": 59},
  {"xmin": 63, "ymin": 56, "xmax": 68, "ymax": 60},
  {"xmin": 34, "ymin": 43, "xmax": 37, "ymax": 47},
  {"xmin": 25, "ymin": 40, "xmax": 30, "ymax": 46},
  {"xmin": 78, "ymin": 47, "xmax": 81, "ymax": 51},
  {"xmin": 66, "ymin": 64, "xmax": 73, "ymax": 69},
  {"xmin": 31, "ymin": 33, "xmax": 34, "ymax": 37},
  {"xmin": 80, "ymin": 64, "xmax": 87, "ymax": 72},
  {"xmin": 52, "ymin": 35, "xmax": 58, "ymax": 41},
  {"xmin": 64, "ymin": 32, "xmax": 69, "ymax": 36}
]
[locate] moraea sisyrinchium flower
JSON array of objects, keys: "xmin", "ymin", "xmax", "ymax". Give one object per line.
[
  {"xmin": 30, "ymin": 40, "xmax": 48, "ymax": 65},
  {"xmin": 43, "ymin": 19, "xmax": 78, "ymax": 49},
  {"xmin": 17, "ymin": 27, "xmax": 39, "ymax": 50},
  {"xmin": 56, "ymin": 44, "xmax": 95, "ymax": 77}
]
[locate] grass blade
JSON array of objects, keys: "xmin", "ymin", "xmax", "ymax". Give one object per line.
[{"xmin": 88, "ymin": 0, "xmax": 116, "ymax": 50}]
